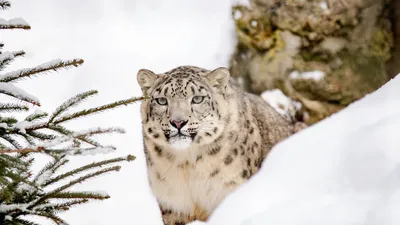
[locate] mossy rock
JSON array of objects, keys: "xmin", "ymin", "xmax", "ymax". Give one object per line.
[{"xmin": 229, "ymin": 0, "xmax": 395, "ymax": 125}]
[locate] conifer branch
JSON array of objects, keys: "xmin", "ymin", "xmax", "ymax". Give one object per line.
[
  {"xmin": 48, "ymin": 125, "xmax": 100, "ymax": 147},
  {"xmin": 1, "ymin": 135, "xmax": 22, "ymax": 149},
  {"xmin": 0, "ymin": 18, "xmax": 30, "ymax": 30},
  {"xmin": 37, "ymin": 199, "xmax": 89, "ymax": 212},
  {"xmin": 0, "ymin": 24, "xmax": 30, "ymax": 30},
  {"xmin": 48, "ymin": 90, "xmax": 98, "ymax": 123},
  {"xmin": 33, "ymin": 156, "xmax": 66, "ymax": 184},
  {"xmin": 0, "ymin": 83, "xmax": 40, "ymax": 106},
  {"xmin": 9, "ymin": 218, "xmax": 41, "ymax": 225},
  {"xmin": 28, "ymin": 212, "xmax": 67, "ymax": 225},
  {"xmin": 18, "ymin": 133, "xmax": 35, "ymax": 145},
  {"xmin": 53, "ymin": 96, "xmax": 147, "ymax": 124},
  {"xmin": 0, "ymin": 146, "xmax": 44, "ymax": 154},
  {"xmin": 0, "ymin": 154, "xmax": 28, "ymax": 170},
  {"xmin": 25, "ymin": 110, "xmax": 48, "ymax": 122},
  {"xmin": 44, "ymin": 146, "xmax": 117, "ymax": 156},
  {"xmin": 1, "ymin": 128, "xmax": 123, "ymax": 154},
  {"xmin": 1, "ymin": 4, "xmax": 140, "ymax": 224},
  {"xmin": 0, "ymin": 103, "xmax": 29, "ymax": 112},
  {"xmin": 29, "ymin": 166, "xmax": 121, "ymax": 209},
  {"xmin": 42, "ymin": 127, "xmax": 125, "ymax": 148},
  {"xmin": 0, "ymin": 51, "xmax": 25, "ymax": 70},
  {"xmin": 44, "ymin": 155, "xmax": 135, "ymax": 186},
  {"xmin": 0, "ymin": 116, "xmax": 17, "ymax": 126},
  {"xmin": 50, "ymin": 191, "xmax": 110, "ymax": 200},
  {"xmin": 0, "ymin": 59, "xmax": 84, "ymax": 82},
  {"xmin": 26, "ymin": 130, "xmax": 57, "ymax": 141},
  {"xmin": 0, "ymin": 0, "xmax": 11, "ymax": 10},
  {"xmin": 4, "ymin": 95, "xmax": 146, "ymax": 136}
]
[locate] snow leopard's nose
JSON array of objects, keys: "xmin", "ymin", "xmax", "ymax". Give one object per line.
[{"xmin": 170, "ymin": 120, "xmax": 188, "ymax": 129}]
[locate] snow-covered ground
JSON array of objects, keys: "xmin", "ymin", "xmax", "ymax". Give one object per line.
[
  {"xmin": 3, "ymin": 1, "xmax": 400, "ymax": 225},
  {"xmin": 190, "ymin": 75, "xmax": 400, "ymax": 225}
]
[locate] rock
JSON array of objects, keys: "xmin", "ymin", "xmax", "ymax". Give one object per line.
[{"xmin": 230, "ymin": 0, "xmax": 395, "ymax": 124}]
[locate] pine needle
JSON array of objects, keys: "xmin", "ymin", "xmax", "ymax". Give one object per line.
[{"xmin": 0, "ymin": 59, "xmax": 84, "ymax": 82}]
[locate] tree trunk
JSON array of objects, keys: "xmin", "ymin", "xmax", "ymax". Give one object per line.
[{"xmin": 230, "ymin": 0, "xmax": 398, "ymax": 124}]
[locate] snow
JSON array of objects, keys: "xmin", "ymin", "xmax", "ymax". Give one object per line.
[
  {"xmin": 35, "ymin": 170, "xmax": 53, "ymax": 186},
  {"xmin": 0, "ymin": 82, "xmax": 40, "ymax": 104},
  {"xmin": 0, "ymin": 51, "xmax": 17, "ymax": 62},
  {"xmin": 289, "ymin": 70, "xmax": 326, "ymax": 81},
  {"xmin": 233, "ymin": 9, "xmax": 243, "ymax": 20},
  {"xmin": 13, "ymin": 120, "xmax": 33, "ymax": 134},
  {"xmin": 0, "ymin": 59, "xmax": 63, "ymax": 82},
  {"xmin": 25, "ymin": 108, "xmax": 47, "ymax": 121},
  {"xmin": 3, "ymin": 1, "xmax": 399, "ymax": 225},
  {"xmin": 16, "ymin": 182, "xmax": 36, "ymax": 193},
  {"xmin": 250, "ymin": 20, "xmax": 257, "ymax": 27},
  {"xmin": 36, "ymin": 127, "xmax": 125, "ymax": 149},
  {"xmin": 319, "ymin": 1, "xmax": 329, "ymax": 11},
  {"xmin": 261, "ymin": 89, "xmax": 301, "ymax": 121},
  {"xmin": 90, "ymin": 190, "xmax": 110, "ymax": 198},
  {"xmin": 0, "ymin": 203, "xmax": 28, "ymax": 213},
  {"xmin": 320, "ymin": 37, "xmax": 347, "ymax": 54},
  {"xmin": 231, "ymin": 0, "xmax": 250, "ymax": 7},
  {"xmin": 33, "ymin": 109, "xmax": 45, "ymax": 114},
  {"xmin": 0, "ymin": 17, "xmax": 29, "ymax": 26},
  {"xmin": 190, "ymin": 75, "xmax": 400, "ymax": 225},
  {"xmin": 60, "ymin": 146, "xmax": 117, "ymax": 156}
]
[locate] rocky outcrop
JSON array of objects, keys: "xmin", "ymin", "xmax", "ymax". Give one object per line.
[{"xmin": 230, "ymin": 0, "xmax": 396, "ymax": 124}]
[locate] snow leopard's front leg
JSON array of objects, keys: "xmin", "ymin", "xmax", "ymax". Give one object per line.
[
  {"xmin": 159, "ymin": 206, "xmax": 192, "ymax": 225},
  {"xmin": 159, "ymin": 204, "xmax": 208, "ymax": 225}
]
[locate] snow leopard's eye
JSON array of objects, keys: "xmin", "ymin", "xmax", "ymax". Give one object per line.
[
  {"xmin": 192, "ymin": 96, "xmax": 204, "ymax": 104},
  {"xmin": 156, "ymin": 97, "xmax": 168, "ymax": 105}
]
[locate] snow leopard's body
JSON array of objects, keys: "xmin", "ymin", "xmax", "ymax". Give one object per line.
[{"xmin": 137, "ymin": 66, "xmax": 295, "ymax": 225}]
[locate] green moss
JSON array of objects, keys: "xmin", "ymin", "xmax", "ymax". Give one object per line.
[{"xmin": 369, "ymin": 27, "xmax": 394, "ymax": 61}]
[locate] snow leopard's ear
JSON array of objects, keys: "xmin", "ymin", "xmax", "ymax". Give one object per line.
[
  {"xmin": 137, "ymin": 69, "xmax": 157, "ymax": 96},
  {"xmin": 204, "ymin": 67, "xmax": 230, "ymax": 91}
]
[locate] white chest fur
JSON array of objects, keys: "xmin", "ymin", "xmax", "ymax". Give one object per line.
[{"xmin": 147, "ymin": 146, "xmax": 244, "ymax": 216}]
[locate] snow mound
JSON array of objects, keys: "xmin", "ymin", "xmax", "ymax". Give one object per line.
[
  {"xmin": 261, "ymin": 89, "xmax": 302, "ymax": 121},
  {"xmin": 192, "ymin": 75, "xmax": 400, "ymax": 225}
]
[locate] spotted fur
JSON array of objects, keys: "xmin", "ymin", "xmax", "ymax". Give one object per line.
[{"xmin": 137, "ymin": 66, "xmax": 295, "ymax": 225}]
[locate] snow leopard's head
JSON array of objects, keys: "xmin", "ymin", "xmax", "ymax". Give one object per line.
[{"xmin": 137, "ymin": 66, "xmax": 230, "ymax": 151}]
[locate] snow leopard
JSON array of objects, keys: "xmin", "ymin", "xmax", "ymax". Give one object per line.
[{"xmin": 137, "ymin": 66, "xmax": 297, "ymax": 225}]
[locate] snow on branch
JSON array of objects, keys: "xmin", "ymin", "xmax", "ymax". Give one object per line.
[
  {"xmin": 53, "ymin": 96, "xmax": 148, "ymax": 124},
  {"xmin": 25, "ymin": 109, "xmax": 48, "ymax": 121},
  {"xmin": 43, "ymin": 155, "xmax": 135, "ymax": 187},
  {"xmin": 0, "ymin": 146, "xmax": 44, "ymax": 154},
  {"xmin": 0, "ymin": 127, "xmax": 124, "ymax": 154},
  {"xmin": 49, "ymin": 90, "xmax": 98, "ymax": 123},
  {"xmin": 0, "ymin": 82, "xmax": 40, "ymax": 105},
  {"xmin": 0, "ymin": 92, "xmax": 146, "ymax": 154},
  {"xmin": 0, "ymin": 51, "xmax": 25, "ymax": 70},
  {"xmin": 46, "ymin": 146, "xmax": 117, "ymax": 156},
  {"xmin": 0, "ymin": 103, "xmax": 29, "ymax": 112},
  {"xmin": 0, "ymin": 18, "xmax": 30, "ymax": 30},
  {"xmin": 40, "ymin": 127, "xmax": 125, "ymax": 148},
  {"xmin": 48, "ymin": 191, "xmax": 110, "ymax": 200},
  {"xmin": 0, "ymin": 203, "xmax": 29, "ymax": 213},
  {"xmin": 0, "ymin": 58, "xmax": 84, "ymax": 82}
]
